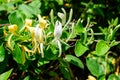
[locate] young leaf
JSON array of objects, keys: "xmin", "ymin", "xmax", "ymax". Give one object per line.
[
  {"xmin": 13, "ymin": 44, "xmax": 25, "ymax": 64},
  {"xmin": 0, "ymin": 68, "xmax": 13, "ymax": 80},
  {"xmin": 95, "ymin": 40, "xmax": 110, "ymax": 56},
  {"xmin": 0, "ymin": 44, "xmax": 5, "ymax": 62},
  {"xmin": 65, "ymin": 55, "xmax": 84, "ymax": 69},
  {"xmin": 75, "ymin": 41, "xmax": 88, "ymax": 57},
  {"xmin": 75, "ymin": 20, "xmax": 84, "ymax": 34},
  {"xmin": 113, "ymin": 17, "xmax": 118, "ymax": 26}
]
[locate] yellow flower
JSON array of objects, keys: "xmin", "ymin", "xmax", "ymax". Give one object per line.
[
  {"xmin": 38, "ymin": 15, "xmax": 47, "ymax": 29},
  {"xmin": 25, "ymin": 19, "xmax": 32, "ymax": 27},
  {"xmin": 8, "ymin": 24, "xmax": 18, "ymax": 34}
]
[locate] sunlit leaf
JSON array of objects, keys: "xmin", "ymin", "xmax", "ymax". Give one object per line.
[
  {"xmin": 75, "ymin": 40, "xmax": 88, "ymax": 57},
  {"xmin": 75, "ymin": 21, "xmax": 84, "ymax": 34},
  {"xmin": 113, "ymin": 17, "xmax": 118, "ymax": 26},
  {"xmin": 95, "ymin": 40, "xmax": 110, "ymax": 56},
  {"xmin": 0, "ymin": 68, "xmax": 13, "ymax": 80}
]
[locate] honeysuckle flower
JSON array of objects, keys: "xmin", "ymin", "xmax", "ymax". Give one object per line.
[
  {"xmin": 8, "ymin": 24, "xmax": 18, "ymax": 34},
  {"xmin": 34, "ymin": 24, "xmax": 44, "ymax": 58},
  {"xmin": 54, "ymin": 20, "xmax": 62, "ymax": 57},
  {"xmin": 7, "ymin": 24, "xmax": 18, "ymax": 50},
  {"xmin": 25, "ymin": 19, "xmax": 32, "ymax": 27},
  {"xmin": 54, "ymin": 20, "xmax": 62, "ymax": 40},
  {"xmin": 34, "ymin": 24, "xmax": 43, "ymax": 43},
  {"xmin": 38, "ymin": 15, "xmax": 47, "ymax": 29},
  {"xmin": 20, "ymin": 19, "xmax": 32, "ymax": 32}
]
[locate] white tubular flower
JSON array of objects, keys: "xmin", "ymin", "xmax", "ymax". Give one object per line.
[
  {"xmin": 34, "ymin": 24, "xmax": 43, "ymax": 43},
  {"xmin": 54, "ymin": 20, "xmax": 62, "ymax": 40},
  {"xmin": 54, "ymin": 21, "xmax": 62, "ymax": 57},
  {"xmin": 34, "ymin": 24, "xmax": 44, "ymax": 58}
]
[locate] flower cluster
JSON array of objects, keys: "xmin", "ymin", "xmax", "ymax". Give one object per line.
[{"xmin": 6, "ymin": 15, "xmax": 63, "ymax": 58}]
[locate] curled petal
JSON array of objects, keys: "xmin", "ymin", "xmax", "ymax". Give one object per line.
[
  {"xmin": 54, "ymin": 21, "xmax": 62, "ymax": 39},
  {"xmin": 40, "ymin": 43, "xmax": 44, "ymax": 58},
  {"xmin": 7, "ymin": 34, "xmax": 13, "ymax": 50}
]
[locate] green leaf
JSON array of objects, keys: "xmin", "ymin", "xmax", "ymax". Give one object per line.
[
  {"xmin": 75, "ymin": 20, "xmax": 84, "ymax": 34},
  {"xmin": 29, "ymin": 0, "xmax": 41, "ymax": 16},
  {"xmin": 13, "ymin": 44, "xmax": 25, "ymax": 64},
  {"xmin": 23, "ymin": 76, "xmax": 30, "ymax": 80},
  {"xmin": 98, "ymin": 75, "xmax": 106, "ymax": 80},
  {"xmin": 8, "ymin": 11, "xmax": 24, "ymax": 28},
  {"xmin": 86, "ymin": 58, "xmax": 105, "ymax": 77},
  {"xmin": 0, "ymin": 44, "xmax": 5, "ymax": 62},
  {"xmin": 108, "ymin": 74, "xmax": 120, "ymax": 80},
  {"xmin": 59, "ymin": 66, "xmax": 71, "ymax": 80},
  {"xmin": 75, "ymin": 41, "xmax": 88, "ymax": 57},
  {"xmin": 37, "ymin": 58, "xmax": 49, "ymax": 67},
  {"xmin": 95, "ymin": 40, "xmax": 110, "ymax": 56},
  {"xmin": 109, "ymin": 40, "xmax": 119, "ymax": 47},
  {"xmin": 0, "ymin": 5, "xmax": 6, "ymax": 11},
  {"xmin": 48, "ymin": 71, "xmax": 58, "ymax": 77},
  {"xmin": 0, "ymin": 68, "xmax": 13, "ymax": 80},
  {"xmin": 55, "ymin": 0, "xmax": 63, "ymax": 5},
  {"xmin": 18, "ymin": 4, "xmax": 33, "ymax": 18},
  {"xmin": 65, "ymin": 55, "xmax": 84, "ymax": 69},
  {"xmin": 113, "ymin": 17, "xmax": 118, "ymax": 26}
]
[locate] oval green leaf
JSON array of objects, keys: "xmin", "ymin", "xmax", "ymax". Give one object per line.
[
  {"xmin": 65, "ymin": 55, "xmax": 84, "ymax": 69},
  {"xmin": 95, "ymin": 40, "xmax": 110, "ymax": 56},
  {"xmin": 86, "ymin": 58, "xmax": 105, "ymax": 77},
  {"xmin": 75, "ymin": 41, "xmax": 88, "ymax": 57}
]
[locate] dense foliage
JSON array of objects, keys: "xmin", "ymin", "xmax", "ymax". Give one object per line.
[{"xmin": 0, "ymin": 0, "xmax": 120, "ymax": 80}]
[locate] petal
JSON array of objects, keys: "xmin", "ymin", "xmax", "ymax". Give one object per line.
[
  {"xmin": 25, "ymin": 19, "xmax": 32, "ymax": 27},
  {"xmin": 8, "ymin": 24, "xmax": 18, "ymax": 34},
  {"xmin": 40, "ymin": 43, "xmax": 44, "ymax": 58},
  {"xmin": 34, "ymin": 24, "xmax": 43, "ymax": 43},
  {"xmin": 54, "ymin": 20, "xmax": 62, "ymax": 39},
  {"xmin": 38, "ymin": 15, "xmax": 47, "ymax": 29},
  {"xmin": 57, "ymin": 40, "xmax": 62, "ymax": 57}
]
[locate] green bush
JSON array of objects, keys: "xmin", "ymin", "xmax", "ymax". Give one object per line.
[{"xmin": 0, "ymin": 0, "xmax": 120, "ymax": 80}]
